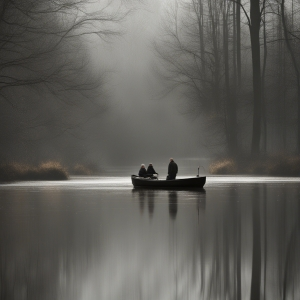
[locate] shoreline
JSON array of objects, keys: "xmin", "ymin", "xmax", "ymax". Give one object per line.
[{"xmin": 209, "ymin": 155, "xmax": 300, "ymax": 177}]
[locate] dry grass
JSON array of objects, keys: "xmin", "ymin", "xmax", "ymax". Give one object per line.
[
  {"xmin": 210, "ymin": 155, "xmax": 300, "ymax": 176},
  {"xmin": 209, "ymin": 158, "xmax": 238, "ymax": 174},
  {"xmin": 0, "ymin": 161, "xmax": 68, "ymax": 182},
  {"xmin": 265, "ymin": 155, "xmax": 300, "ymax": 176}
]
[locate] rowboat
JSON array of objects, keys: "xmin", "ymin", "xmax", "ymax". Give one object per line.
[{"xmin": 131, "ymin": 175, "xmax": 206, "ymax": 189}]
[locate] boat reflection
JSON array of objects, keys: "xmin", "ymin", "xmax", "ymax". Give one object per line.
[
  {"xmin": 136, "ymin": 189, "xmax": 146, "ymax": 214},
  {"xmin": 168, "ymin": 191, "xmax": 178, "ymax": 220},
  {"xmin": 132, "ymin": 188, "xmax": 206, "ymax": 221},
  {"xmin": 147, "ymin": 190, "xmax": 155, "ymax": 217},
  {"xmin": 132, "ymin": 189, "xmax": 156, "ymax": 217}
]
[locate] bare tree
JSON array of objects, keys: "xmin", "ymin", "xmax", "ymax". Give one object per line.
[
  {"xmin": 0, "ymin": 0, "xmax": 121, "ymax": 100},
  {"xmin": 155, "ymin": 0, "xmax": 240, "ymax": 155},
  {"xmin": 0, "ymin": 0, "xmax": 124, "ymax": 161},
  {"xmin": 155, "ymin": 0, "xmax": 300, "ymax": 159}
]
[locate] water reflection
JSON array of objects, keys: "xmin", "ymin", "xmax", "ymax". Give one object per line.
[
  {"xmin": 132, "ymin": 188, "xmax": 206, "ymax": 221},
  {"xmin": 251, "ymin": 185, "xmax": 261, "ymax": 300},
  {"xmin": 168, "ymin": 191, "xmax": 178, "ymax": 220},
  {"xmin": 0, "ymin": 180, "xmax": 299, "ymax": 300},
  {"xmin": 132, "ymin": 189, "xmax": 156, "ymax": 217},
  {"xmin": 147, "ymin": 190, "xmax": 155, "ymax": 218},
  {"xmin": 137, "ymin": 189, "xmax": 146, "ymax": 214}
]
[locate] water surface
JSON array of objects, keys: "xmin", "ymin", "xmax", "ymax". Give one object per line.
[{"xmin": 0, "ymin": 176, "xmax": 299, "ymax": 300}]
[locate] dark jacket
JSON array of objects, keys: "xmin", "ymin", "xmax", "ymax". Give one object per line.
[
  {"xmin": 146, "ymin": 165, "xmax": 157, "ymax": 175},
  {"xmin": 138, "ymin": 167, "xmax": 147, "ymax": 177},
  {"xmin": 168, "ymin": 160, "xmax": 178, "ymax": 175}
]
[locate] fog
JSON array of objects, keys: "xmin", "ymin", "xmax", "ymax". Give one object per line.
[
  {"xmin": 87, "ymin": 0, "xmax": 208, "ymax": 172},
  {"xmin": 0, "ymin": 0, "xmax": 209, "ymax": 174},
  {"xmin": 1, "ymin": 0, "xmax": 300, "ymax": 174}
]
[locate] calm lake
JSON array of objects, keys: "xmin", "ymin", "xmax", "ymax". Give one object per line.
[{"xmin": 0, "ymin": 176, "xmax": 299, "ymax": 300}]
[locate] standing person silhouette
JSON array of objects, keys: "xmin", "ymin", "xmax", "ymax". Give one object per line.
[{"xmin": 167, "ymin": 158, "xmax": 178, "ymax": 180}]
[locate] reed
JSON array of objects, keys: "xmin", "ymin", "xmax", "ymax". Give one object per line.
[
  {"xmin": 210, "ymin": 155, "xmax": 300, "ymax": 176},
  {"xmin": 0, "ymin": 161, "xmax": 68, "ymax": 182},
  {"xmin": 209, "ymin": 158, "xmax": 238, "ymax": 175},
  {"xmin": 70, "ymin": 164, "xmax": 94, "ymax": 175}
]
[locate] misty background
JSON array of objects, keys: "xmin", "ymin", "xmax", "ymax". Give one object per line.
[
  {"xmin": 89, "ymin": 0, "xmax": 206, "ymax": 173},
  {"xmin": 1, "ymin": 0, "xmax": 300, "ymax": 174},
  {"xmin": 0, "ymin": 0, "xmax": 206, "ymax": 175}
]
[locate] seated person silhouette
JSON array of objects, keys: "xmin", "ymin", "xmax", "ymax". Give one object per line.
[
  {"xmin": 146, "ymin": 163, "xmax": 158, "ymax": 178},
  {"xmin": 138, "ymin": 164, "xmax": 147, "ymax": 177}
]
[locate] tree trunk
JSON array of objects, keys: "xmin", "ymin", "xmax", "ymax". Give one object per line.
[
  {"xmin": 283, "ymin": 49, "xmax": 287, "ymax": 151},
  {"xmin": 281, "ymin": 0, "xmax": 300, "ymax": 154},
  {"xmin": 209, "ymin": 0, "xmax": 221, "ymax": 112},
  {"xmin": 223, "ymin": 3, "xmax": 237, "ymax": 154},
  {"xmin": 261, "ymin": 2, "xmax": 267, "ymax": 154},
  {"xmin": 277, "ymin": 10, "xmax": 287, "ymax": 152},
  {"xmin": 232, "ymin": 1, "xmax": 238, "ymax": 154},
  {"xmin": 223, "ymin": 8, "xmax": 230, "ymax": 151},
  {"xmin": 236, "ymin": 0, "xmax": 241, "ymax": 87},
  {"xmin": 233, "ymin": 2, "xmax": 237, "ymax": 84},
  {"xmin": 249, "ymin": 0, "xmax": 262, "ymax": 156},
  {"xmin": 198, "ymin": 0, "xmax": 206, "ymax": 76}
]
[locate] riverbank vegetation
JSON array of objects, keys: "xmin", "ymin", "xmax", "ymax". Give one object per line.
[
  {"xmin": 0, "ymin": 162, "xmax": 69, "ymax": 182},
  {"xmin": 210, "ymin": 155, "xmax": 300, "ymax": 176},
  {"xmin": 0, "ymin": 161, "xmax": 101, "ymax": 182},
  {"xmin": 70, "ymin": 163, "xmax": 99, "ymax": 176}
]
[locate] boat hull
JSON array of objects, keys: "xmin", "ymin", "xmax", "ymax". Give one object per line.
[{"xmin": 131, "ymin": 175, "xmax": 206, "ymax": 189}]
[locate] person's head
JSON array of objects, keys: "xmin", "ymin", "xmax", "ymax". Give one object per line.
[
  {"xmin": 170, "ymin": 158, "xmax": 174, "ymax": 162},
  {"xmin": 141, "ymin": 164, "xmax": 145, "ymax": 168},
  {"xmin": 149, "ymin": 163, "xmax": 153, "ymax": 166}
]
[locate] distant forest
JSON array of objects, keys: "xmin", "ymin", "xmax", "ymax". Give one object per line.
[
  {"xmin": 0, "ymin": 0, "xmax": 119, "ymax": 164},
  {"xmin": 155, "ymin": 0, "xmax": 300, "ymax": 157},
  {"xmin": 0, "ymin": 0, "xmax": 299, "ymax": 165}
]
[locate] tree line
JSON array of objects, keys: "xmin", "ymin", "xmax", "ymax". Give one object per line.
[
  {"xmin": 155, "ymin": 0, "xmax": 300, "ymax": 158},
  {"xmin": 0, "ymin": 0, "xmax": 124, "ymax": 163}
]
